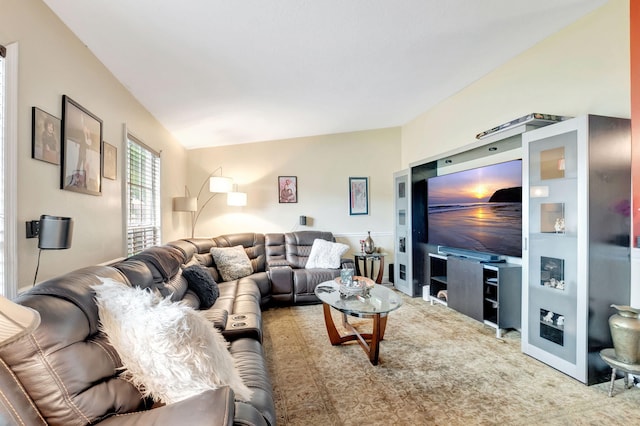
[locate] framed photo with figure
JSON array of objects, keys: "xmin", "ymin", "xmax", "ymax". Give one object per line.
[
  {"xmin": 278, "ymin": 176, "xmax": 297, "ymax": 203},
  {"xmin": 32, "ymin": 107, "xmax": 61, "ymax": 165},
  {"xmin": 349, "ymin": 177, "xmax": 368, "ymax": 215},
  {"xmin": 61, "ymin": 95, "xmax": 103, "ymax": 196}
]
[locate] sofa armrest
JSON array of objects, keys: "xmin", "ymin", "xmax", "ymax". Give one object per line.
[
  {"xmin": 268, "ymin": 265, "xmax": 294, "ymax": 303},
  {"xmin": 201, "ymin": 308, "xmax": 229, "ymax": 331},
  {"xmin": 97, "ymin": 387, "xmax": 234, "ymax": 426}
]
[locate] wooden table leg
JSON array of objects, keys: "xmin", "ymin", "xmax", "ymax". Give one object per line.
[
  {"xmin": 369, "ymin": 313, "xmax": 382, "ymax": 364},
  {"xmin": 321, "ymin": 303, "xmax": 390, "ymax": 365},
  {"xmin": 375, "ymin": 257, "xmax": 385, "ymax": 284},
  {"xmin": 322, "ymin": 303, "xmax": 343, "ymax": 345}
]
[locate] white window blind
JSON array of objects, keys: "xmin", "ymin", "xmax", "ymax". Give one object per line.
[{"xmin": 126, "ymin": 134, "xmax": 160, "ymax": 256}]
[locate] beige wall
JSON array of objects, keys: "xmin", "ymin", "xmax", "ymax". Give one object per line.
[
  {"xmin": 401, "ymin": 0, "xmax": 635, "ymax": 298},
  {"xmin": 401, "ymin": 0, "xmax": 630, "ymax": 167},
  {"xmin": 2, "ymin": 0, "xmax": 631, "ymax": 291},
  {"xmin": 185, "ymin": 128, "xmax": 401, "ymax": 272},
  {"xmin": 1, "ymin": 0, "xmax": 188, "ymax": 288}
]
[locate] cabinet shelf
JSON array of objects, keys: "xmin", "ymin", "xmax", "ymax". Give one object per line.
[
  {"xmin": 431, "ymin": 276, "xmax": 447, "ymax": 285},
  {"xmin": 428, "ymin": 253, "xmax": 521, "ymax": 338}
]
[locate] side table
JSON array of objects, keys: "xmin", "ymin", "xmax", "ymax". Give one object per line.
[
  {"xmin": 599, "ymin": 348, "xmax": 640, "ymax": 397},
  {"xmin": 353, "ymin": 252, "xmax": 388, "ymax": 284}
]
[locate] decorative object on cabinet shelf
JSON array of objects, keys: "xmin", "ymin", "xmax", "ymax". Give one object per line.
[
  {"xmin": 363, "ymin": 231, "xmax": 375, "ymax": 254},
  {"xmin": 540, "ymin": 308, "xmax": 564, "ymax": 346},
  {"xmin": 173, "ymin": 166, "xmax": 247, "ymax": 237},
  {"xmin": 608, "ymin": 305, "xmax": 640, "ymax": 364},
  {"xmin": 541, "ymin": 203, "xmax": 565, "ymax": 233},
  {"xmin": 540, "ymin": 256, "xmax": 565, "ymax": 290},
  {"xmin": 554, "ymin": 218, "xmax": 565, "ymax": 233}
]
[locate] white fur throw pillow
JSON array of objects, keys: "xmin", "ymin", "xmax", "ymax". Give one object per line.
[
  {"xmin": 305, "ymin": 239, "xmax": 349, "ymax": 269},
  {"xmin": 93, "ymin": 277, "xmax": 253, "ymax": 404},
  {"xmin": 210, "ymin": 245, "xmax": 253, "ymax": 282}
]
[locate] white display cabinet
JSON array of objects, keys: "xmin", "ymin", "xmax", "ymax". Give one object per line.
[
  {"xmin": 393, "ymin": 169, "xmax": 414, "ymax": 296},
  {"xmin": 521, "ymin": 115, "xmax": 631, "ymax": 384}
]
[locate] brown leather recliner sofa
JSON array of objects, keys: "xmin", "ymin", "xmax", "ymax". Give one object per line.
[{"xmin": 0, "ymin": 231, "xmax": 353, "ymax": 426}]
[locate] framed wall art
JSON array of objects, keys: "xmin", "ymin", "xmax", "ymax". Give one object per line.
[
  {"xmin": 349, "ymin": 176, "xmax": 368, "ymax": 215},
  {"xmin": 61, "ymin": 95, "xmax": 103, "ymax": 195},
  {"xmin": 278, "ymin": 176, "xmax": 297, "ymax": 203},
  {"xmin": 31, "ymin": 107, "xmax": 61, "ymax": 165},
  {"xmin": 102, "ymin": 141, "xmax": 117, "ymax": 180}
]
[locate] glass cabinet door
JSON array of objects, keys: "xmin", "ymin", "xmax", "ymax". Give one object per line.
[{"xmin": 525, "ymin": 130, "xmax": 579, "ymax": 366}]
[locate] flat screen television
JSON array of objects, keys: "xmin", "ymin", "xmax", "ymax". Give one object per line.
[{"xmin": 427, "ymin": 159, "xmax": 522, "ymax": 258}]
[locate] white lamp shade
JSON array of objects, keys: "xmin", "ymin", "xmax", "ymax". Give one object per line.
[
  {"xmin": 227, "ymin": 191, "xmax": 247, "ymax": 206},
  {"xmin": 209, "ymin": 176, "xmax": 233, "ymax": 193},
  {"xmin": 0, "ymin": 296, "xmax": 40, "ymax": 347},
  {"xmin": 173, "ymin": 196, "xmax": 197, "ymax": 212}
]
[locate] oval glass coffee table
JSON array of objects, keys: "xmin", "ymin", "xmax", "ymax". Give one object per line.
[{"xmin": 314, "ymin": 278, "xmax": 402, "ymax": 365}]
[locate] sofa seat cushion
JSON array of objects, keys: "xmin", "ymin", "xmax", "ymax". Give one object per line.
[
  {"xmin": 293, "ymin": 268, "xmax": 342, "ymax": 303},
  {"xmin": 93, "ymin": 278, "xmax": 253, "ymax": 404},
  {"xmin": 210, "ymin": 246, "xmax": 254, "ymax": 282}
]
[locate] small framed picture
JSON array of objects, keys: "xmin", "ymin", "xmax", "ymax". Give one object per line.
[
  {"xmin": 349, "ymin": 177, "xmax": 369, "ymax": 215},
  {"xmin": 278, "ymin": 176, "xmax": 297, "ymax": 203},
  {"xmin": 61, "ymin": 95, "xmax": 103, "ymax": 196},
  {"xmin": 102, "ymin": 142, "xmax": 117, "ymax": 180},
  {"xmin": 32, "ymin": 107, "xmax": 61, "ymax": 165}
]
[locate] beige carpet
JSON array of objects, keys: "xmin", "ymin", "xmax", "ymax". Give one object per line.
[{"xmin": 262, "ymin": 291, "xmax": 639, "ymax": 425}]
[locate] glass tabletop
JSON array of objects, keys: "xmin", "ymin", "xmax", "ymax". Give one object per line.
[
  {"xmin": 353, "ymin": 252, "xmax": 388, "ymax": 257},
  {"xmin": 314, "ymin": 280, "xmax": 403, "ymax": 316}
]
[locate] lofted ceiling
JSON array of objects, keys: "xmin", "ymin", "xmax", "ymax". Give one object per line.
[{"xmin": 43, "ymin": 0, "xmax": 607, "ymax": 149}]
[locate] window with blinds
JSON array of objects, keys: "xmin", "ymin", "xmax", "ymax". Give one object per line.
[{"xmin": 126, "ymin": 134, "xmax": 160, "ymax": 256}]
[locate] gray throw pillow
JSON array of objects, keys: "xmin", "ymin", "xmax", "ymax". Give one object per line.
[{"xmin": 210, "ymin": 245, "xmax": 253, "ymax": 282}]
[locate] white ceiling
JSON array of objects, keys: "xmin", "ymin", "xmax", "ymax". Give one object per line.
[{"xmin": 43, "ymin": 0, "xmax": 607, "ymax": 149}]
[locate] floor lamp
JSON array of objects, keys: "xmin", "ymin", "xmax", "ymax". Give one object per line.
[{"xmin": 174, "ymin": 167, "xmax": 247, "ymax": 238}]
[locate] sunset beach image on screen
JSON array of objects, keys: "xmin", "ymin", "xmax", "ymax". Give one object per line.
[{"xmin": 427, "ymin": 160, "xmax": 522, "ymax": 258}]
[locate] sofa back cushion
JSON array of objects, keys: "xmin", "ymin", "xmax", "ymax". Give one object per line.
[
  {"xmin": 284, "ymin": 231, "xmax": 335, "ymax": 269},
  {"xmin": 0, "ymin": 266, "xmax": 144, "ymax": 426},
  {"xmin": 265, "ymin": 233, "xmax": 286, "ymax": 264},
  {"xmin": 121, "ymin": 246, "xmax": 189, "ymax": 302},
  {"xmin": 212, "ymin": 233, "xmax": 266, "ymax": 274}
]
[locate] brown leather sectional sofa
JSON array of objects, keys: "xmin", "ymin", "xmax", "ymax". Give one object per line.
[{"xmin": 0, "ymin": 231, "xmax": 354, "ymax": 426}]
